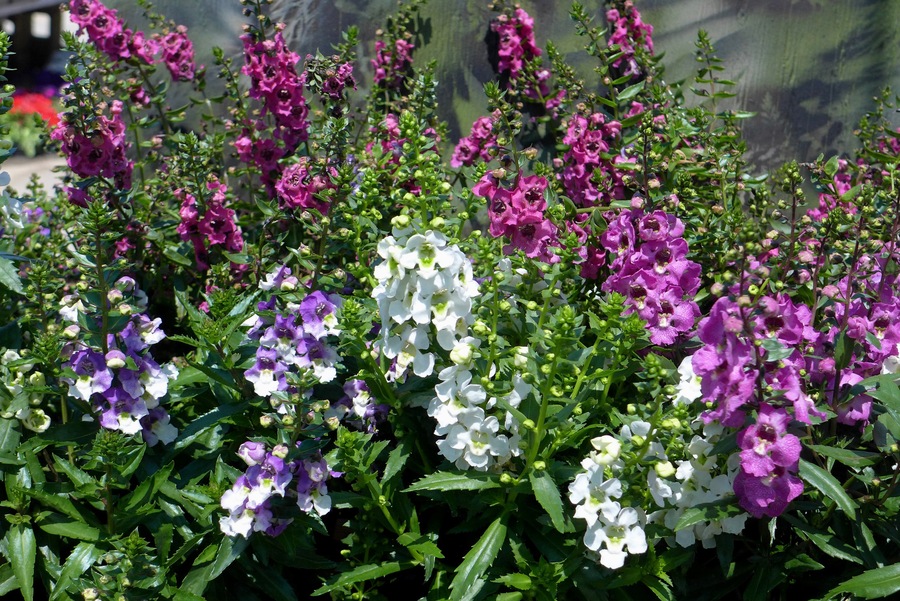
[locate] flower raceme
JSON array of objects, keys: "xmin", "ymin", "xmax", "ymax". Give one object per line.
[{"xmin": 372, "ymin": 228, "xmax": 479, "ymax": 382}]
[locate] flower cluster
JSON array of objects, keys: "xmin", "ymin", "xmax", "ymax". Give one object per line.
[
  {"xmin": 61, "ymin": 277, "xmax": 178, "ymax": 446},
  {"xmin": 159, "ymin": 26, "xmax": 196, "ymax": 81},
  {"xmin": 488, "ymin": 6, "xmax": 564, "ymax": 113},
  {"xmin": 568, "ymin": 427, "xmax": 648, "ymax": 569},
  {"xmin": 599, "ymin": 207, "xmax": 701, "ymax": 346},
  {"xmin": 372, "ymin": 37, "xmax": 415, "ymax": 89},
  {"xmin": 219, "ymin": 442, "xmax": 333, "ymax": 538},
  {"xmin": 371, "ymin": 227, "xmax": 479, "ymax": 381},
  {"xmin": 325, "ymin": 379, "xmax": 388, "ymax": 434},
  {"xmin": 647, "ymin": 358, "xmax": 748, "ymax": 547},
  {"xmin": 240, "ymin": 28, "xmax": 309, "ymax": 149},
  {"xmin": 814, "ymin": 263, "xmax": 900, "ymax": 424},
  {"xmin": 275, "ymin": 157, "xmax": 334, "ymax": 214},
  {"xmin": 243, "ymin": 271, "xmax": 341, "ymax": 404},
  {"xmin": 175, "ymin": 177, "xmax": 244, "ymax": 272},
  {"xmin": 451, "ymin": 115, "xmax": 497, "ymax": 168},
  {"xmin": 558, "ymin": 112, "xmax": 624, "ymax": 208},
  {"xmin": 473, "ymin": 173, "xmax": 560, "ymax": 264},
  {"xmin": 68, "ymin": 1, "xmax": 195, "ymax": 78},
  {"xmin": 430, "ymin": 358, "xmax": 528, "ymax": 471},
  {"xmin": 69, "ymin": 0, "xmax": 144, "ymax": 63},
  {"xmin": 489, "ymin": 8, "xmax": 541, "ymax": 82},
  {"xmin": 606, "ymin": 0, "xmax": 655, "ymax": 78},
  {"xmin": 51, "ymin": 99, "xmax": 133, "ymax": 202}
]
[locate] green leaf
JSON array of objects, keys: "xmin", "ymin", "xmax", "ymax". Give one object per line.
[
  {"xmin": 674, "ymin": 498, "xmax": 745, "ymax": 531},
  {"xmin": 36, "ymin": 514, "xmax": 102, "ymax": 541},
  {"xmin": 180, "ymin": 536, "xmax": 249, "ymax": 595},
  {"xmin": 0, "ymin": 256, "xmax": 24, "ymax": 294},
  {"xmin": 381, "ymin": 439, "xmax": 411, "ymax": 486},
  {"xmin": 404, "ymin": 471, "xmax": 501, "ymax": 493},
  {"xmin": 806, "ymin": 444, "xmax": 881, "ymax": 469},
  {"xmin": 826, "ymin": 563, "xmax": 900, "ymax": 599},
  {"xmin": 784, "ymin": 553, "xmax": 824, "ymax": 572},
  {"xmin": 397, "ymin": 533, "xmax": 444, "ymax": 559},
  {"xmin": 618, "ymin": 81, "xmax": 645, "ymax": 102},
  {"xmin": 171, "ymin": 403, "xmax": 247, "ymax": 452},
  {"xmin": 50, "ymin": 542, "xmax": 102, "ymax": 601},
  {"xmin": 449, "ymin": 516, "xmax": 507, "ymax": 601},
  {"xmin": 311, "ymin": 561, "xmax": 413, "ymax": 596},
  {"xmin": 528, "ymin": 470, "xmax": 566, "ymax": 533},
  {"xmin": 493, "ymin": 573, "xmax": 532, "ymax": 591},
  {"xmin": 760, "ymin": 338, "xmax": 793, "ymax": 362},
  {"xmin": 799, "ymin": 458, "xmax": 857, "ymax": 519},
  {"xmin": 6, "ymin": 523, "xmax": 35, "ymax": 601},
  {"xmin": 823, "ymin": 155, "xmax": 841, "ymax": 177},
  {"xmin": 0, "ymin": 563, "xmax": 17, "ymax": 596},
  {"xmin": 782, "ymin": 514, "xmax": 863, "ymax": 565},
  {"xmin": 643, "ymin": 575, "xmax": 675, "ymax": 601}
]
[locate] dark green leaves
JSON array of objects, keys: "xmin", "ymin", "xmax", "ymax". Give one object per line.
[{"xmin": 449, "ymin": 516, "xmax": 507, "ymax": 601}]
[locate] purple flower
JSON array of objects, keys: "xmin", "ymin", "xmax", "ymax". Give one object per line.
[
  {"xmin": 737, "ymin": 404, "xmax": 801, "ymax": 477},
  {"xmin": 733, "ymin": 465, "xmax": 803, "ymax": 518},
  {"xmin": 66, "ymin": 349, "xmax": 114, "ymax": 401},
  {"xmin": 299, "ymin": 291, "xmax": 340, "ymax": 339},
  {"xmin": 238, "ymin": 441, "xmax": 267, "ymax": 466},
  {"xmin": 245, "ymin": 347, "xmax": 288, "ymax": 397}
]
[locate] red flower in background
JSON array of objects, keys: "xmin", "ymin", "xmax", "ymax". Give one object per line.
[{"xmin": 10, "ymin": 93, "xmax": 60, "ymax": 127}]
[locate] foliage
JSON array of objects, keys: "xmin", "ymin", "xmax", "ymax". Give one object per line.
[{"xmin": 0, "ymin": 0, "xmax": 898, "ymax": 600}]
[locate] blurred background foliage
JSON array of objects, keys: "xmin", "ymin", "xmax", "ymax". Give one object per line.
[{"xmin": 93, "ymin": 0, "xmax": 900, "ymax": 172}]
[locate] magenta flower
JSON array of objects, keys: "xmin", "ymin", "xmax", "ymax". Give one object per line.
[
  {"xmin": 737, "ymin": 404, "xmax": 801, "ymax": 478},
  {"xmin": 733, "ymin": 466, "xmax": 803, "ymax": 519}
]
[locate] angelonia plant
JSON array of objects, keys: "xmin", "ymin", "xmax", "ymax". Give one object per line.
[{"xmin": 0, "ymin": 0, "xmax": 899, "ymax": 599}]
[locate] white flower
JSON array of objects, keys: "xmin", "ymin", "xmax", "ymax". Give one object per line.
[
  {"xmin": 584, "ymin": 507, "xmax": 648, "ymax": 569},
  {"xmin": 568, "ymin": 464, "xmax": 623, "ymax": 526},
  {"xmin": 589, "ymin": 435, "xmax": 622, "ymax": 466},
  {"xmin": 437, "ymin": 409, "xmax": 511, "ymax": 471},
  {"xmin": 673, "ymin": 356, "xmax": 703, "ymax": 405},
  {"xmin": 881, "ymin": 344, "xmax": 900, "ymax": 375},
  {"xmin": 17, "ymin": 408, "xmax": 50, "ymax": 433}
]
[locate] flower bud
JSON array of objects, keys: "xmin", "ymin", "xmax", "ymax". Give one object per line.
[
  {"xmin": 450, "ymin": 341, "xmax": 475, "ymax": 366},
  {"xmin": 655, "ymin": 461, "xmax": 676, "ymax": 479},
  {"xmin": 272, "ymin": 444, "xmax": 289, "ymax": 459},
  {"xmin": 238, "ymin": 441, "xmax": 266, "ymax": 466},
  {"xmin": 105, "ymin": 350, "xmax": 127, "ymax": 369}
]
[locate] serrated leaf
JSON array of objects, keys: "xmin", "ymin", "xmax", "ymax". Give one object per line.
[
  {"xmin": 311, "ymin": 561, "xmax": 413, "ymax": 596},
  {"xmin": 381, "ymin": 439, "xmax": 411, "ymax": 487},
  {"xmin": 799, "ymin": 458, "xmax": 857, "ymax": 519},
  {"xmin": 7, "ymin": 523, "xmax": 35, "ymax": 601},
  {"xmin": 528, "ymin": 470, "xmax": 566, "ymax": 533},
  {"xmin": 826, "ymin": 563, "xmax": 900, "ymax": 599},
  {"xmin": 0, "ymin": 256, "xmax": 24, "ymax": 294},
  {"xmin": 449, "ymin": 516, "xmax": 507, "ymax": 601},
  {"xmin": 50, "ymin": 542, "xmax": 102, "ymax": 601},
  {"xmin": 397, "ymin": 533, "xmax": 444, "ymax": 559},
  {"xmin": 404, "ymin": 471, "xmax": 501, "ymax": 493}
]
